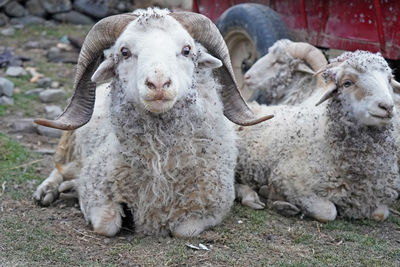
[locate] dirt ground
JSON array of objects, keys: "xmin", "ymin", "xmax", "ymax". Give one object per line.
[{"xmin": 1, "ymin": 24, "xmax": 400, "ymax": 266}]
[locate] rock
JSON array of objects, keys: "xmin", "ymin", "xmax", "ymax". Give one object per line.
[
  {"xmin": 0, "ymin": 12, "xmax": 9, "ymax": 27},
  {"xmin": 25, "ymin": 40, "xmax": 56, "ymax": 49},
  {"xmin": 1, "ymin": 27, "xmax": 14, "ymax": 36},
  {"xmin": 37, "ymin": 125, "xmax": 63, "ymax": 138},
  {"xmin": 52, "ymin": 10, "xmax": 94, "ymax": 25},
  {"xmin": 44, "ymin": 105, "xmax": 62, "ymax": 119},
  {"xmin": 37, "ymin": 77, "xmax": 52, "ymax": 88},
  {"xmin": 6, "ymin": 66, "xmax": 27, "ymax": 77},
  {"xmin": 41, "ymin": 0, "xmax": 72, "ymax": 14},
  {"xmin": 25, "ymin": 88, "xmax": 44, "ymax": 96},
  {"xmin": 0, "ymin": 95, "xmax": 13, "ymax": 105},
  {"xmin": 50, "ymin": 81, "xmax": 60, "ymax": 88},
  {"xmin": 10, "ymin": 15, "xmax": 46, "ymax": 26},
  {"xmin": 73, "ymin": 0, "xmax": 109, "ymax": 18},
  {"xmin": 0, "ymin": 77, "xmax": 14, "ymax": 97},
  {"xmin": 47, "ymin": 47, "xmax": 78, "ymax": 63},
  {"xmin": 4, "ymin": 1, "xmax": 27, "ymax": 17},
  {"xmin": 11, "ymin": 119, "xmax": 37, "ymax": 133},
  {"xmin": 26, "ymin": 0, "xmax": 47, "ymax": 18},
  {"xmin": 39, "ymin": 89, "xmax": 66, "ymax": 103}
]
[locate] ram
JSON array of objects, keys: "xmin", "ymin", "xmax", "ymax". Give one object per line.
[
  {"xmin": 236, "ymin": 50, "xmax": 400, "ymax": 222},
  {"xmin": 33, "ymin": 8, "xmax": 272, "ymax": 237},
  {"xmin": 243, "ymin": 39, "xmax": 327, "ymax": 105}
]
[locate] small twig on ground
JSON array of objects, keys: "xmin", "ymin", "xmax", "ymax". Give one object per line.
[
  {"xmin": 8, "ymin": 159, "xmax": 45, "ymax": 170},
  {"xmin": 390, "ymin": 208, "xmax": 400, "ymax": 217},
  {"xmin": 70, "ymin": 227, "xmax": 101, "ymax": 241}
]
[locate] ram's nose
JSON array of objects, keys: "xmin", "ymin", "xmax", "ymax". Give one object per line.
[
  {"xmin": 145, "ymin": 78, "xmax": 172, "ymax": 91},
  {"xmin": 378, "ymin": 101, "xmax": 394, "ymax": 118}
]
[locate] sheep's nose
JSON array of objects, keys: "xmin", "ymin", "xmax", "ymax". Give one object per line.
[
  {"xmin": 378, "ymin": 102, "xmax": 394, "ymax": 116},
  {"xmin": 244, "ymin": 74, "xmax": 251, "ymax": 80},
  {"xmin": 145, "ymin": 78, "xmax": 171, "ymax": 91}
]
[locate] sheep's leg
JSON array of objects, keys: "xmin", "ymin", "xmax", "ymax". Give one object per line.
[
  {"xmin": 272, "ymin": 200, "xmax": 301, "ymax": 216},
  {"xmin": 172, "ymin": 216, "xmax": 218, "ymax": 238},
  {"xmin": 33, "ymin": 169, "xmax": 63, "ymax": 206},
  {"xmin": 87, "ymin": 202, "xmax": 124, "ymax": 237},
  {"xmin": 33, "ymin": 162, "xmax": 79, "ymax": 205},
  {"xmin": 296, "ymin": 195, "xmax": 337, "ymax": 222},
  {"xmin": 371, "ymin": 205, "xmax": 389, "ymax": 222},
  {"xmin": 235, "ymin": 183, "xmax": 265, "ymax": 210}
]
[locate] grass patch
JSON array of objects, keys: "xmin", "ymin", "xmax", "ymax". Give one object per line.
[{"xmin": 0, "ymin": 133, "xmax": 41, "ymax": 198}]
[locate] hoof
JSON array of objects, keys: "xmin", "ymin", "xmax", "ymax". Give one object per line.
[
  {"xmin": 236, "ymin": 184, "xmax": 265, "ymax": 210},
  {"xmin": 272, "ymin": 201, "xmax": 300, "ymax": 216}
]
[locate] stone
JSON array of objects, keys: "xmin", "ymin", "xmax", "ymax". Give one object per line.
[
  {"xmin": 52, "ymin": 11, "xmax": 94, "ymax": 25},
  {"xmin": 37, "ymin": 125, "xmax": 63, "ymax": 138},
  {"xmin": 1, "ymin": 27, "xmax": 14, "ymax": 36},
  {"xmin": 73, "ymin": 0, "xmax": 109, "ymax": 19},
  {"xmin": 37, "ymin": 77, "xmax": 52, "ymax": 88},
  {"xmin": 25, "ymin": 88, "xmax": 44, "ymax": 96},
  {"xmin": 10, "ymin": 15, "xmax": 46, "ymax": 26},
  {"xmin": 11, "ymin": 119, "xmax": 37, "ymax": 133},
  {"xmin": 47, "ymin": 47, "xmax": 78, "ymax": 63},
  {"xmin": 44, "ymin": 105, "xmax": 62, "ymax": 119},
  {"xmin": 39, "ymin": 89, "xmax": 66, "ymax": 103},
  {"xmin": 0, "ymin": 95, "xmax": 13, "ymax": 105},
  {"xmin": 0, "ymin": 12, "xmax": 9, "ymax": 27},
  {"xmin": 6, "ymin": 66, "xmax": 27, "ymax": 77},
  {"xmin": 41, "ymin": 0, "xmax": 72, "ymax": 14},
  {"xmin": 4, "ymin": 1, "xmax": 27, "ymax": 17},
  {"xmin": 0, "ymin": 77, "xmax": 14, "ymax": 97},
  {"xmin": 26, "ymin": 0, "xmax": 47, "ymax": 18},
  {"xmin": 25, "ymin": 40, "xmax": 56, "ymax": 49},
  {"xmin": 50, "ymin": 81, "xmax": 60, "ymax": 88}
]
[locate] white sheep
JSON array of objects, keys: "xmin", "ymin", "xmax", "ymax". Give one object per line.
[
  {"xmin": 33, "ymin": 8, "xmax": 272, "ymax": 237},
  {"xmin": 243, "ymin": 39, "xmax": 327, "ymax": 105},
  {"xmin": 236, "ymin": 50, "xmax": 400, "ymax": 222}
]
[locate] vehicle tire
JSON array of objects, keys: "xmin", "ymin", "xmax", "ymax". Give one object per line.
[{"xmin": 216, "ymin": 3, "xmax": 289, "ymax": 100}]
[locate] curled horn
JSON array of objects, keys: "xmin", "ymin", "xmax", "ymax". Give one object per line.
[
  {"xmin": 35, "ymin": 14, "xmax": 137, "ymax": 130},
  {"xmin": 171, "ymin": 12, "xmax": 273, "ymax": 126},
  {"xmin": 315, "ymin": 82, "xmax": 337, "ymax": 106},
  {"xmin": 285, "ymin": 42, "xmax": 327, "ymax": 73},
  {"xmin": 391, "ymin": 78, "xmax": 400, "ymax": 93}
]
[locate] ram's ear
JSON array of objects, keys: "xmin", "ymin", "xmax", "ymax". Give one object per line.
[
  {"xmin": 198, "ymin": 52, "xmax": 222, "ymax": 69},
  {"xmin": 391, "ymin": 78, "xmax": 400, "ymax": 94},
  {"xmin": 91, "ymin": 56, "xmax": 115, "ymax": 83}
]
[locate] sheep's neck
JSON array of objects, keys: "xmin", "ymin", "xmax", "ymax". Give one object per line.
[{"xmin": 325, "ymin": 98, "xmax": 397, "ymax": 181}]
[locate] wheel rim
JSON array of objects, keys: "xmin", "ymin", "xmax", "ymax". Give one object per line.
[{"xmin": 224, "ymin": 28, "xmax": 259, "ymax": 101}]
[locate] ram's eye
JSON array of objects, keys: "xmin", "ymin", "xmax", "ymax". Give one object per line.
[
  {"xmin": 343, "ymin": 80, "xmax": 353, "ymax": 87},
  {"xmin": 181, "ymin": 45, "xmax": 191, "ymax": 57},
  {"xmin": 120, "ymin": 47, "xmax": 131, "ymax": 59}
]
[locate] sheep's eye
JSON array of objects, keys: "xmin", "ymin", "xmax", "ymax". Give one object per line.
[
  {"xmin": 120, "ymin": 47, "xmax": 131, "ymax": 59},
  {"xmin": 181, "ymin": 45, "xmax": 191, "ymax": 57},
  {"xmin": 343, "ymin": 80, "xmax": 353, "ymax": 87}
]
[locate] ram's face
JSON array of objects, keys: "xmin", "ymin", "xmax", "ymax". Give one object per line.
[
  {"xmin": 92, "ymin": 16, "xmax": 222, "ymax": 114},
  {"xmin": 338, "ymin": 67, "xmax": 395, "ymax": 127}
]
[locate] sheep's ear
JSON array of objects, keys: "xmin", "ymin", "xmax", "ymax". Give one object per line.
[
  {"xmin": 391, "ymin": 78, "xmax": 400, "ymax": 94},
  {"xmin": 91, "ymin": 57, "xmax": 115, "ymax": 83},
  {"xmin": 315, "ymin": 82, "xmax": 337, "ymax": 106},
  {"xmin": 198, "ymin": 52, "xmax": 222, "ymax": 69}
]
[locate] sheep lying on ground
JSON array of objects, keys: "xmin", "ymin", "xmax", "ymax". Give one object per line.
[
  {"xmin": 243, "ymin": 39, "xmax": 327, "ymax": 105},
  {"xmin": 236, "ymin": 50, "xmax": 400, "ymax": 222},
  {"xmin": 33, "ymin": 8, "xmax": 272, "ymax": 237}
]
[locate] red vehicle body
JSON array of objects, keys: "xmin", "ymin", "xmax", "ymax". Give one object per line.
[{"xmin": 193, "ymin": 0, "xmax": 400, "ymax": 60}]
